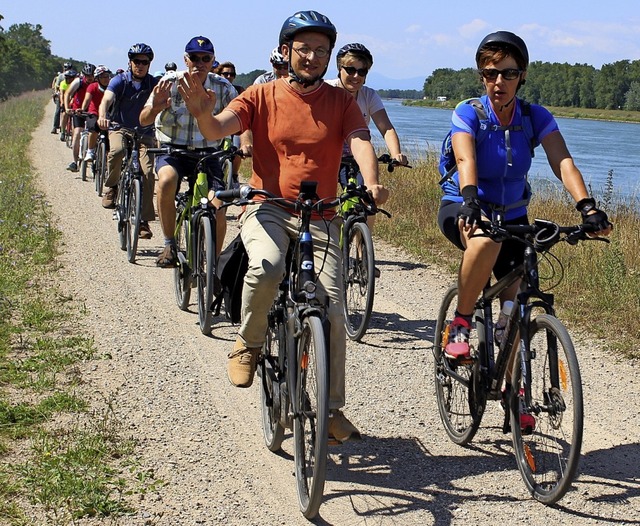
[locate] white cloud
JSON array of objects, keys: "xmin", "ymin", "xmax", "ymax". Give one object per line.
[
  {"xmin": 405, "ymin": 24, "xmax": 422, "ymax": 34},
  {"xmin": 458, "ymin": 19, "xmax": 489, "ymax": 39}
]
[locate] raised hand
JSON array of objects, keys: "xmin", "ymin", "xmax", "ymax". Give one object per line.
[{"xmin": 178, "ymin": 71, "xmax": 216, "ymax": 118}]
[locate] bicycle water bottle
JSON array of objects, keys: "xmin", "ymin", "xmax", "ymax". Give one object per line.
[{"xmin": 494, "ymin": 300, "xmax": 514, "ymax": 345}]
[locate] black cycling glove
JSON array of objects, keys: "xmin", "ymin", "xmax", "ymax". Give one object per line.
[
  {"xmin": 458, "ymin": 185, "xmax": 482, "ymax": 227},
  {"xmin": 576, "ymin": 197, "xmax": 612, "ymax": 231}
]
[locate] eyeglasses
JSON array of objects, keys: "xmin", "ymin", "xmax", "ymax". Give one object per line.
[
  {"xmin": 188, "ymin": 54, "xmax": 213, "ymax": 64},
  {"xmin": 292, "ymin": 46, "xmax": 330, "ymax": 59},
  {"xmin": 342, "ymin": 65, "xmax": 369, "ymax": 77},
  {"xmin": 479, "ymin": 68, "xmax": 522, "ymax": 81},
  {"xmin": 221, "ymin": 71, "xmax": 236, "ymax": 78},
  {"xmin": 132, "ymin": 59, "xmax": 150, "ymax": 66}
]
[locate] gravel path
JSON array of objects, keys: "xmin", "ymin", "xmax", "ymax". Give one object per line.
[{"xmin": 31, "ymin": 102, "xmax": 639, "ymax": 525}]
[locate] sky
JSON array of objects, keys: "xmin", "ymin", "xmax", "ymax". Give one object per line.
[{"xmin": 2, "ymin": 0, "xmax": 639, "ymax": 90}]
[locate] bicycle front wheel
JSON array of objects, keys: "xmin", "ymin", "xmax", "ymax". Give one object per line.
[
  {"xmin": 196, "ymin": 215, "xmax": 215, "ymax": 335},
  {"xmin": 79, "ymin": 133, "xmax": 88, "ymax": 182},
  {"xmin": 510, "ymin": 314, "xmax": 583, "ymax": 505},
  {"xmin": 95, "ymin": 140, "xmax": 107, "ymax": 196},
  {"xmin": 342, "ymin": 221, "xmax": 375, "ymax": 341},
  {"xmin": 116, "ymin": 179, "xmax": 127, "ymax": 251},
  {"xmin": 173, "ymin": 210, "xmax": 191, "ymax": 310},
  {"xmin": 126, "ymin": 178, "xmax": 142, "ymax": 263},
  {"xmin": 433, "ymin": 285, "xmax": 484, "ymax": 445},
  {"xmin": 293, "ymin": 315, "xmax": 328, "ymax": 519}
]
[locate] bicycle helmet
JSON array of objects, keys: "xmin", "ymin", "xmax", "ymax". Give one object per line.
[
  {"xmin": 63, "ymin": 62, "xmax": 73, "ymax": 70},
  {"xmin": 269, "ymin": 48, "xmax": 286, "ymax": 65},
  {"xmin": 279, "ymin": 10, "xmax": 337, "ymax": 49},
  {"xmin": 64, "ymin": 69, "xmax": 78, "ymax": 78},
  {"xmin": 82, "ymin": 63, "xmax": 96, "ymax": 76},
  {"xmin": 476, "ymin": 31, "xmax": 529, "ymax": 69},
  {"xmin": 164, "ymin": 61, "xmax": 177, "ymax": 71},
  {"xmin": 94, "ymin": 65, "xmax": 110, "ymax": 77},
  {"xmin": 128, "ymin": 43, "xmax": 154, "ymax": 61},
  {"xmin": 336, "ymin": 43, "xmax": 373, "ymax": 69}
]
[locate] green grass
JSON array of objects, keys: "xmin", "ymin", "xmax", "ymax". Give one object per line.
[{"xmin": 0, "ymin": 92, "xmax": 161, "ymax": 525}]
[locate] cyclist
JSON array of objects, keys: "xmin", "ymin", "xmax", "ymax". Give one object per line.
[
  {"xmin": 253, "ymin": 47, "xmax": 288, "ymax": 84},
  {"xmin": 81, "ymin": 65, "xmax": 111, "ymax": 162},
  {"xmin": 98, "ymin": 43, "xmax": 158, "ymax": 240},
  {"xmin": 327, "ymin": 43, "xmax": 408, "ymax": 277},
  {"xmin": 65, "ymin": 63, "xmax": 96, "ymax": 172},
  {"xmin": 140, "ymin": 35, "xmax": 238, "ymax": 267},
  {"xmin": 59, "ymin": 69, "xmax": 78, "ymax": 142},
  {"xmin": 179, "ymin": 10, "xmax": 389, "ymax": 444},
  {"xmin": 52, "ymin": 62, "xmax": 72, "ymax": 134},
  {"xmin": 437, "ymin": 31, "xmax": 612, "ymax": 365},
  {"xmin": 164, "ymin": 61, "xmax": 177, "ymax": 72}
]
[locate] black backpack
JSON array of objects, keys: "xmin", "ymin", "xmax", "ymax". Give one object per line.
[{"xmin": 212, "ymin": 233, "xmax": 248, "ymax": 324}]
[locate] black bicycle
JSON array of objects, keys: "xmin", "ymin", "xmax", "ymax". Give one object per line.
[
  {"xmin": 433, "ymin": 212, "xmax": 608, "ymax": 504},
  {"xmin": 339, "ymin": 154, "xmax": 406, "ymax": 340},
  {"xmin": 93, "ymin": 127, "xmax": 109, "ymax": 196},
  {"xmin": 216, "ymin": 182, "xmax": 358, "ymax": 519}
]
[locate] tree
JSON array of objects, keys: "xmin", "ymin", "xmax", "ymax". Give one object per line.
[{"xmin": 624, "ymin": 81, "xmax": 640, "ymax": 111}]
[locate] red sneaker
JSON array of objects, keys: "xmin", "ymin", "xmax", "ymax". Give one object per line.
[{"xmin": 444, "ymin": 316, "xmax": 471, "ymax": 359}]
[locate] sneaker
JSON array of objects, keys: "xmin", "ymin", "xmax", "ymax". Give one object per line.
[
  {"xmin": 139, "ymin": 222, "xmax": 152, "ymax": 239},
  {"xmin": 51, "ymin": 128, "xmax": 57, "ymax": 134},
  {"xmin": 444, "ymin": 316, "xmax": 471, "ymax": 360},
  {"xmin": 374, "ymin": 266, "xmax": 381, "ymax": 279},
  {"xmin": 227, "ymin": 338, "xmax": 260, "ymax": 388},
  {"xmin": 328, "ymin": 409, "xmax": 362, "ymax": 444},
  {"xmin": 501, "ymin": 386, "xmax": 536, "ymax": 435},
  {"xmin": 66, "ymin": 161, "xmax": 78, "ymax": 172},
  {"xmin": 101, "ymin": 186, "xmax": 117, "ymax": 209},
  {"xmin": 60, "ymin": 132, "xmax": 66, "ymax": 141},
  {"xmin": 84, "ymin": 150, "xmax": 95, "ymax": 162},
  {"xmin": 155, "ymin": 244, "xmax": 178, "ymax": 268}
]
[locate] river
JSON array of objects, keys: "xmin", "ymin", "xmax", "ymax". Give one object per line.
[{"xmin": 371, "ymin": 99, "xmax": 640, "ymax": 200}]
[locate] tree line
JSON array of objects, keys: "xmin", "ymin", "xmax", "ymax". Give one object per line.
[{"xmin": 423, "ymin": 60, "xmax": 640, "ymax": 110}]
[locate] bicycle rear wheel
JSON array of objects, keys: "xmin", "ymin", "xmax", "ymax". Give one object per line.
[
  {"xmin": 196, "ymin": 215, "xmax": 215, "ymax": 335},
  {"xmin": 126, "ymin": 178, "xmax": 142, "ymax": 263},
  {"xmin": 433, "ymin": 285, "xmax": 484, "ymax": 445},
  {"xmin": 293, "ymin": 315, "xmax": 328, "ymax": 519},
  {"xmin": 510, "ymin": 314, "xmax": 583, "ymax": 504},
  {"xmin": 342, "ymin": 221, "xmax": 375, "ymax": 341},
  {"xmin": 79, "ymin": 132, "xmax": 89, "ymax": 182},
  {"xmin": 174, "ymin": 208, "xmax": 191, "ymax": 310},
  {"xmin": 116, "ymin": 178, "xmax": 127, "ymax": 251},
  {"xmin": 259, "ymin": 310, "xmax": 286, "ymax": 452}
]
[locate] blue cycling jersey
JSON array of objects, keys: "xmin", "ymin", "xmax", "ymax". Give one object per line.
[
  {"xmin": 442, "ymin": 95, "xmax": 558, "ymax": 219},
  {"xmin": 106, "ymin": 71, "xmax": 158, "ymax": 135}
]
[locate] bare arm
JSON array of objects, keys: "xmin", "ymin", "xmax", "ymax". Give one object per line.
[
  {"xmin": 541, "ymin": 130, "xmax": 590, "ymax": 201},
  {"xmin": 348, "ymin": 131, "xmax": 389, "ymax": 205},
  {"xmin": 98, "ymin": 90, "xmax": 115, "ymax": 129},
  {"xmin": 451, "ymin": 131, "xmax": 478, "ymax": 190},
  {"xmin": 371, "ymin": 108, "xmax": 407, "ymax": 165}
]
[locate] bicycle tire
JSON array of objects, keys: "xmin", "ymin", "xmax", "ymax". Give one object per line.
[
  {"xmin": 510, "ymin": 314, "xmax": 583, "ymax": 505},
  {"xmin": 196, "ymin": 216, "xmax": 215, "ymax": 335},
  {"xmin": 126, "ymin": 177, "xmax": 142, "ymax": 263},
  {"xmin": 95, "ymin": 140, "xmax": 106, "ymax": 196},
  {"xmin": 174, "ymin": 207, "xmax": 191, "ymax": 310},
  {"xmin": 293, "ymin": 315, "xmax": 328, "ymax": 519},
  {"xmin": 65, "ymin": 122, "xmax": 73, "ymax": 149},
  {"xmin": 342, "ymin": 220, "xmax": 375, "ymax": 341},
  {"xmin": 79, "ymin": 132, "xmax": 88, "ymax": 181},
  {"xmin": 433, "ymin": 285, "xmax": 484, "ymax": 445},
  {"xmin": 116, "ymin": 177, "xmax": 127, "ymax": 251},
  {"xmin": 259, "ymin": 314, "xmax": 286, "ymax": 452}
]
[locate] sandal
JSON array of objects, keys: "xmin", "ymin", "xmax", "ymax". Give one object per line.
[{"xmin": 156, "ymin": 244, "xmax": 178, "ymax": 268}]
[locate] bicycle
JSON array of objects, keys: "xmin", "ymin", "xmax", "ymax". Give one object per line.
[
  {"xmin": 220, "ymin": 137, "xmax": 240, "ymax": 191},
  {"xmin": 433, "ymin": 211, "xmax": 608, "ymax": 504},
  {"xmin": 339, "ymin": 154, "xmax": 407, "ymax": 341},
  {"xmin": 76, "ymin": 112, "xmax": 92, "ymax": 182},
  {"xmin": 216, "ymin": 181, "xmax": 357, "ymax": 519},
  {"xmin": 93, "ymin": 128, "xmax": 109, "ymax": 197},
  {"xmin": 160, "ymin": 146, "xmax": 242, "ymax": 335}
]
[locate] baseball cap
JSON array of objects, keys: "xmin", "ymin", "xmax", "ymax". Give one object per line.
[{"xmin": 185, "ymin": 36, "xmax": 215, "ymax": 55}]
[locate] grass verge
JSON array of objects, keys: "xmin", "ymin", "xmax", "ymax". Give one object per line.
[{"xmin": 0, "ymin": 92, "xmax": 161, "ymax": 525}]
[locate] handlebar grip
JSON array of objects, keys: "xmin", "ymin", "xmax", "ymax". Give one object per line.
[{"xmin": 215, "ymin": 187, "xmax": 245, "ymax": 202}]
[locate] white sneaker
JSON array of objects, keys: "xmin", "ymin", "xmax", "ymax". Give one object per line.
[{"xmin": 84, "ymin": 150, "xmax": 95, "ymax": 162}]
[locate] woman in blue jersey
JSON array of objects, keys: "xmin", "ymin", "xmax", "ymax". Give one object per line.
[{"xmin": 438, "ymin": 31, "xmax": 612, "ymax": 361}]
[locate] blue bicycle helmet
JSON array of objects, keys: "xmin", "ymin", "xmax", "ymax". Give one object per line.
[
  {"xmin": 336, "ymin": 43, "xmax": 373, "ymax": 69},
  {"xmin": 279, "ymin": 10, "xmax": 337, "ymax": 49},
  {"xmin": 128, "ymin": 43, "xmax": 154, "ymax": 61}
]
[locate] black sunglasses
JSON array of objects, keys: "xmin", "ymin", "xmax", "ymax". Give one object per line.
[
  {"xmin": 188, "ymin": 54, "xmax": 213, "ymax": 64},
  {"xmin": 342, "ymin": 65, "xmax": 369, "ymax": 77},
  {"xmin": 221, "ymin": 71, "xmax": 236, "ymax": 77},
  {"xmin": 132, "ymin": 59, "xmax": 150, "ymax": 66},
  {"xmin": 479, "ymin": 68, "xmax": 522, "ymax": 81}
]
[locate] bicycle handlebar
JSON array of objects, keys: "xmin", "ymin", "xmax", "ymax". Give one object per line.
[
  {"xmin": 341, "ymin": 154, "xmax": 412, "ymax": 174},
  {"xmin": 146, "ymin": 144, "xmax": 243, "ymax": 160}
]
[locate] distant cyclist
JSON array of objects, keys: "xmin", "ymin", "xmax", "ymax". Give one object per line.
[
  {"xmin": 59, "ymin": 68, "xmax": 78, "ymax": 142},
  {"xmin": 98, "ymin": 43, "xmax": 158, "ymax": 240},
  {"xmin": 253, "ymin": 48, "xmax": 288, "ymax": 84},
  {"xmin": 80, "ymin": 65, "xmax": 111, "ymax": 162},
  {"xmin": 51, "ymin": 62, "xmax": 72, "ymax": 134},
  {"xmin": 65, "ymin": 63, "xmax": 96, "ymax": 172}
]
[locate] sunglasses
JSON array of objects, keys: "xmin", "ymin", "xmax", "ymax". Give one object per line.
[
  {"xmin": 221, "ymin": 71, "xmax": 236, "ymax": 78},
  {"xmin": 342, "ymin": 65, "xmax": 369, "ymax": 77},
  {"xmin": 132, "ymin": 59, "xmax": 150, "ymax": 66},
  {"xmin": 479, "ymin": 68, "xmax": 522, "ymax": 81},
  {"xmin": 188, "ymin": 54, "xmax": 213, "ymax": 64}
]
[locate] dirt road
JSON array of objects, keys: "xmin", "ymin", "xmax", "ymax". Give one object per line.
[{"xmin": 32, "ymin": 102, "xmax": 639, "ymax": 525}]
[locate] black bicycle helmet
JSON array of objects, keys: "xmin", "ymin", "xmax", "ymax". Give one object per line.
[
  {"xmin": 64, "ymin": 69, "xmax": 78, "ymax": 78},
  {"xmin": 475, "ymin": 31, "xmax": 529, "ymax": 69},
  {"xmin": 336, "ymin": 43, "xmax": 373, "ymax": 69},
  {"xmin": 165, "ymin": 61, "xmax": 177, "ymax": 71},
  {"xmin": 279, "ymin": 10, "xmax": 337, "ymax": 49},
  {"xmin": 128, "ymin": 43, "xmax": 154, "ymax": 61},
  {"xmin": 82, "ymin": 63, "xmax": 96, "ymax": 76}
]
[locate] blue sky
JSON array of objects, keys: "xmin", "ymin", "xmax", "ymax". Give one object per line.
[{"xmin": 2, "ymin": 0, "xmax": 639, "ymax": 89}]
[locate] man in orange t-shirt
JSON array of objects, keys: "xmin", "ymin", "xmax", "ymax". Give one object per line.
[{"xmin": 178, "ymin": 11, "xmax": 389, "ymax": 443}]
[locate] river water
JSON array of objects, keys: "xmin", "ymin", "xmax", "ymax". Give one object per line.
[{"xmin": 371, "ymin": 99, "xmax": 640, "ymax": 200}]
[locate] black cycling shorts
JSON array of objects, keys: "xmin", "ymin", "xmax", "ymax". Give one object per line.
[
  {"xmin": 438, "ymin": 199, "xmax": 527, "ymax": 280},
  {"xmin": 155, "ymin": 152, "xmax": 224, "ymax": 193}
]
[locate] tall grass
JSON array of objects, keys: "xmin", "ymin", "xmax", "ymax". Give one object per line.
[{"xmin": 376, "ymin": 149, "xmax": 639, "ymax": 357}]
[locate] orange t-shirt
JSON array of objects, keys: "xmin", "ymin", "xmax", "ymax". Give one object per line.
[{"xmin": 226, "ymin": 78, "xmax": 369, "ymax": 202}]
